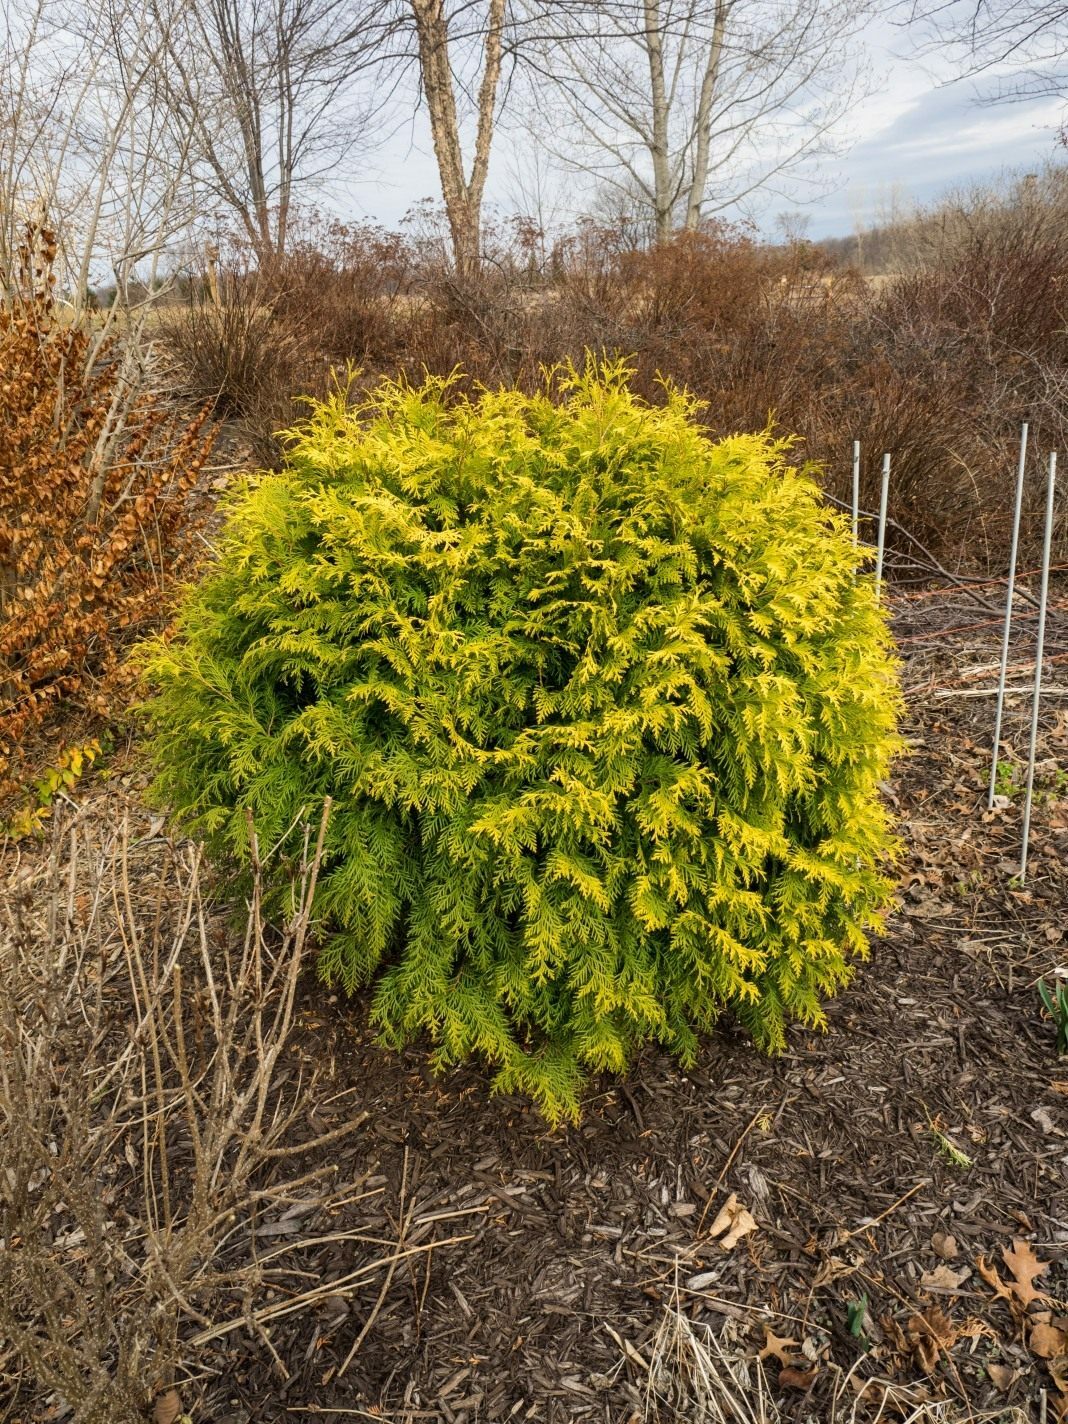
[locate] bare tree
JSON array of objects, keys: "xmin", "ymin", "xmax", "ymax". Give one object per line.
[
  {"xmin": 144, "ymin": 0, "xmax": 401, "ymax": 260},
  {"xmin": 905, "ymin": 0, "xmax": 1068, "ymax": 106},
  {"xmin": 0, "ymin": 0, "xmax": 195, "ymax": 312},
  {"xmin": 524, "ymin": 0, "xmax": 873, "ymax": 241},
  {"xmin": 397, "ymin": 1, "xmax": 638, "ymax": 275},
  {"xmin": 401, "ymin": 0, "xmax": 506, "ymax": 276}
]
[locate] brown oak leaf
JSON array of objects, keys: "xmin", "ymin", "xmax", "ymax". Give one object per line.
[
  {"xmin": 1002, "ymin": 1238, "xmax": 1051, "ymax": 1309},
  {"xmin": 906, "ymin": 1307, "xmax": 959, "ymax": 1374},
  {"xmin": 759, "ymin": 1328, "xmax": 800, "ymax": 1366},
  {"xmin": 976, "ymin": 1255, "xmax": 1015, "ymax": 1307},
  {"xmin": 1031, "ymin": 1321, "xmax": 1068, "ymax": 1360}
]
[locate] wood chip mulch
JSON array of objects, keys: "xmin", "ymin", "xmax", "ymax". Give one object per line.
[{"xmin": 6, "ymin": 588, "xmax": 1068, "ymax": 1423}]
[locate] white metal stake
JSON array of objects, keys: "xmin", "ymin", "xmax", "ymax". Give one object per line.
[
  {"xmin": 1019, "ymin": 450, "xmax": 1057, "ymax": 883},
  {"xmin": 851, "ymin": 439, "xmax": 861, "ymax": 548},
  {"xmin": 874, "ymin": 453, "xmax": 890, "ymax": 601},
  {"xmin": 988, "ymin": 422, "xmax": 1029, "ymax": 808}
]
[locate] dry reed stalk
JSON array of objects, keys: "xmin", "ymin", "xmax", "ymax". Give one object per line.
[{"xmin": 0, "ymin": 801, "xmax": 410, "ymax": 1421}]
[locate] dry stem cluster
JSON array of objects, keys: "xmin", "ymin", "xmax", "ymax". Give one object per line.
[{"xmin": 0, "ymin": 801, "xmax": 388, "ymax": 1421}]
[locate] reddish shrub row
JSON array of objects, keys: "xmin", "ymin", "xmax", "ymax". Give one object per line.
[{"xmin": 162, "ymin": 211, "xmax": 1068, "ymax": 575}]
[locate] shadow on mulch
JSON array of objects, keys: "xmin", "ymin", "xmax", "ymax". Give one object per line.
[{"xmin": 196, "ymin": 605, "xmax": 1068, "ymax": 1424}]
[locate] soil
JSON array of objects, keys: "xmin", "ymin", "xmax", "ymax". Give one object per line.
[{"xmin": 6, "ymin": 587, "xmax": 1068, "ymax": 1423}]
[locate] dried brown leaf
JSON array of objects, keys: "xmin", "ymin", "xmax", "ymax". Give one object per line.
[
  {"xmin": 879, "ymin": 1313, "xmax": 910, "ymax": 1355},
  {"xmin": 1031, "ymin": 1321, "xmax": 1068, "ymax": 1360},
  {"xmin": 931, "ymin": 1232, "xmax": 959, "ymax": 1260},
  {"xmin": 707, "ymin": 1192, "xmax": 758, "ymax": 1251},
  {"xmin": 779, "ymin": 1365, "xmax": 817, "ymax": 1390},
  {"xmin": 919, "ymin": 1263, "xmax": 969, "ymax": 1292},
  {"xmin": 812, "ymin": 1254, "xmax": 855, "ymax": 1287},
  {"xmin": 1001, "ymin": 1238, "xmax": 1051, "ymax": 1309},
  {"xmin": 906, "ymin": 1307, "xmax": 959, "ymax": 1374},
  {"xmin": 977, "ymin": 1255, "xmax": 1016, "ymax": 1308},
  {"xmin": 986, "ymin": 1362, "xmax": 1016, "ymax": 1392},
  {"xmin": 759, "ymin": 1328, "xmax": 800, "ymax": 1366}
]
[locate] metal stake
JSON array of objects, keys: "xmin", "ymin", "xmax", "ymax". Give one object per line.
[
  {"xmin": 851, "ymin": 439, "xmax": 861, "ymax": 548},
  {"xmin": 874, "ymin": 453, "xmax": 890, "ymax": 601},
  {"xmin": 1020, "ymin": 450, "xmax": 1057, "ymax": 883},
  {"xmin": 988, "ymin": 422, "xmax": 1029, "ymax": 808}
]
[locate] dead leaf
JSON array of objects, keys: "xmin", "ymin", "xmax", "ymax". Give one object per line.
[
  {"xmin": 1032, "ymin": 1106, "xmax": 1058, "ymax": 1135},
  {"xmin": 931, "ymin": 1232, "xmax": 959, "ymax": 1260},
  {"xmin": 919, "ymin": 1264, "xmax": 970, "ymax": 1292},
  {"xmin": 1002, "ymin": 1238, "xmax": 1051, "ymax": 1308},
  {"xmin": 779, "ymin": 1365, "xmax": 817, "ymax": 1390},
  {"xmin": 880, "ymin": 1314, "xmax": 910, "ymax": 1355},
  {"xmin": 1031, "ymin": 1321, "xmax": 1068, "ymax": 1360},
  {"xmin": 153, "ymin": 1391, "xmax": 181, "ymax": 1424},
  {"xmin": 759, "ymin": 1328, "xmax": 800, "ymax": 1366},
  {"xmin": 976, "ymin": 1255, "xmax": 1015, "ymax": 1307},
  {"xmin": 707, "ymin": 1192, "xmax": 757, "ymax": 1251},
  {"xmin": 986, "ymin": 1362, "xmax": 1016, "ymax": 1392},
  {"xmin": 906, "ymin": 1308, "xmax": 959, "ymax": 1374},
  {"xmin": 812, "ymin": 1254, "xmax": 856, "ymax": 1287}
]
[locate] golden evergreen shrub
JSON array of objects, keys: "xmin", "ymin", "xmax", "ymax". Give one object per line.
[{"xmin": 141, "ymin": 364, "xmax": 901, "ymax": 1121}]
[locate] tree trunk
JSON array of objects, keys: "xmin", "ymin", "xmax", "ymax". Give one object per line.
[
  {"xmin": 684, "ymin": 0, "xmax": 728, "ymax": 231},
  {"xmin": 410, "ymin": 0, "xmax": 504, "ymax": 277},
  {"xmin": 643, "ymin": 0, "xmax": 674, "ymax": 241}
]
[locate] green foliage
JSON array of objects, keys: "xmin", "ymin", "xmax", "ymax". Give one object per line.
[
  {"xmin": 1038, "ymin": 978, "xmax": 1068, "ymax": 1055},
  {"xmin": 994, "ymin": 760, "xmax": 1017, "ymax": 800},
  {"xmin": 140, "ymin": 362, "xmax": 901, "ymax": 1121},
  {"xmin": 2, "ymin": 739, "xmax": 102, "ymax": 841},
  {"xmin": 846, "ymin": 1295, "xmax": 870, "ymax": 1347}
]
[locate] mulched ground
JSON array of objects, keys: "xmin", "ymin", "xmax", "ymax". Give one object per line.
[{"xmin": 6, "ymin": 587, "xmax": 1068, "ymax": 1423}]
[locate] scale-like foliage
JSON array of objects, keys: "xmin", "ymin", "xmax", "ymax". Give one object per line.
[{"xmin": 141, "ymin": 363, "xmax": 901, "ymax": 1121}]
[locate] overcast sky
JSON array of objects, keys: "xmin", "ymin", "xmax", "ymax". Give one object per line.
[
  {"xmin": 792, "ymin": 16, "xmax": 1065, "ymax": 237},
  {"xmin": 341, "ymin": 13, "xmax": 1065, "ymax": 241}
]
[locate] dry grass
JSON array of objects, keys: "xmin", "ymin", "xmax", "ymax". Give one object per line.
[
  {"xmin": 642, "ymin": 1283, "xmax": 1032, "ymax": 1424},
  {"xmin": 0, "ymin": 800, "xmax": 408, "ymax": 1420}
]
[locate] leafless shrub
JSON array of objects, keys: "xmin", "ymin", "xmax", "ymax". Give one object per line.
[
  {"xmin": 162, "ymin": 187, "xmax": 1068, "ymax": 575},
  {"xmin": 161, "ymin": 264, "xmax": 304, "ymax": 411},
  {"xmin": 0, "ymin": 799, "xmax": 382, "ymax": 1420}
]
